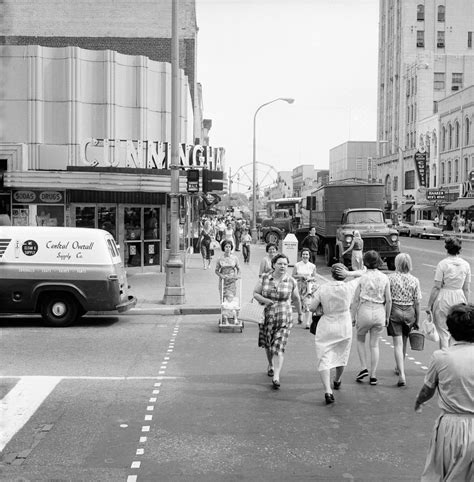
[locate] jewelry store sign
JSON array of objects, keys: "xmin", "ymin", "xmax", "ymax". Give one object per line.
[{"xmin": 79, "ymin": 138, "xmax": 225, "ymax": 171}]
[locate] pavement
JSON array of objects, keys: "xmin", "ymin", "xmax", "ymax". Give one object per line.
[{"xmin": 125, "ymin": 230, "xmax": 474, "ymax": 316}]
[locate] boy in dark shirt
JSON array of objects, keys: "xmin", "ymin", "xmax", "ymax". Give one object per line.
[{"xmin": 301, "ymin": 227, "xmax": 319, "ymax": 264}]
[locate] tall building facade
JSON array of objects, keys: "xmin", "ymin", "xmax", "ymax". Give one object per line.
[
  {"xmin": 0, "ymin": 0, "xmax": 225, "ymax": 271},
  {"xmin": 376, "ymin": 0, "xmax": 474, "ymax": 219},
  {"xmin": 329, "ymin": 141, "xmax": 378, "ymax": 183}
]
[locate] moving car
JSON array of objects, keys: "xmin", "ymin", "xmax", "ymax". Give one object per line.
[
  {"xmin": 408, "ymin": 220, "xmax": 443, "ymax": 239},
  {"xmin": 395, "ymin": 222, "xmax": 412, "ymax": 236}
]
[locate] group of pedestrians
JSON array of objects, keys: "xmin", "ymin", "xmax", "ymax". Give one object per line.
[{"xmin": 249, "ymin": 235, "xmax": 472, "ymax": 481}]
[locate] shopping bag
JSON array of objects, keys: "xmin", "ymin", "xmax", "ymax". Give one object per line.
[
  {"xmin": 239, "ymin": 299, "xmax": 265, "ymax": 323},
  {"xmin": 210, "ymin": 239, "xmax": 220, "ymax": 251},
  {"xmin": 419, "ymin": 312, "xmax": 440, "ymax": 343}
]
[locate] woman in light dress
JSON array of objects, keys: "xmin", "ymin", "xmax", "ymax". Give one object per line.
[
  {"xmin": 351, "ymin": 250, "xmax": 392, "ymax": 386},
  {"xmin": 415, "ymin": 303, "xmax": 474, "ymax": 481},
  {"xmin": 342, "ymin": 230, "xmax": 364, "ymax": 270},
  {"xmin": 309, "ymin": 263, "xmax": 363, "ymax": 405},
  {"xmin": 427, "ymin": 236, "xmax": 471, "ymax": 349},
  {"xmin": 292, "ymin": 248, "xmax": 317, "ymax": 329},
  {"xmin": 215, "ymin": 240, "xmax": 241, "ymax": 302},
  {"xmin": 259, "ymin": 243, "xmax": 278, "ymax": 277}
]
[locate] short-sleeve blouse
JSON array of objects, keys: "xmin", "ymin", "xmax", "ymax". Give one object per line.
[
  {"xmin": 389, "ymin": 272, "xmax": 422, "ymax": 306},
  {"xmin": 424, "ymin": 343, "xmax": 474, "ymax": 414},
  {"xmin": 434, "ymin": 256, "xmax": 471, "ymax": 290},
  {"xmin": 359, "ymin": 269, "xmax": 389, "ymax": 304}
]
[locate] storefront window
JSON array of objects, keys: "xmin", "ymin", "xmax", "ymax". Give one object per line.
[
  {"xmin": 144, "ymin": 208, "xmax": 159, "ymax": 240},
  {"xmin": 98, "ymin": 207, "xmax": 117, "ymax": 240},
  {"xmin": 124, "ymin": 207, "xmax": 142, "ymax": 240},
  {"xmin": 12, "ymin": 206, "xmax": 30, "ymax": 226},
  {"xmin": 75, "ymin": 206, "xmax": 95, "ymax": 229},
  {"xmin": 36, "ymin": 205, "xmax": 65, "ymax": 226}
]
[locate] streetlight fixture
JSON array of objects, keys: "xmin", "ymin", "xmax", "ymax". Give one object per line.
[{"xmin": 251, "ymin": 97, "xmax": 295, "ymax": 242}]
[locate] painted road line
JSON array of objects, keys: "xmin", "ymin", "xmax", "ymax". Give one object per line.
[{"xmin": 0, "ymin": 376, "xmax": 60, "ymax": 453}]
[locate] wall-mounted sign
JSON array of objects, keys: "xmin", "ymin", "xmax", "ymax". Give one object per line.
[
  {"xmin": 79, "ymin": 138, "xmax": 225, "ymax": 172},
  {"xmin": 426, "ymin": 189, "xmax": 446, "ymax": 201},
  {"xmin": 13, "ymin": 190, "xmax": 64, "ymax": 204},
  {"xmin": 414, "ymin": 150, "xmax": 427, "ymax": 187}
]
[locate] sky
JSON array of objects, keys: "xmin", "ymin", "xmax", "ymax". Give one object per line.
[{"xmin": 195, "ymin": 0, "xmax": 380, "ymax": 192}]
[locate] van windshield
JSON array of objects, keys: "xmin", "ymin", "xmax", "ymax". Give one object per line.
[{"xmin": 346, "ymin": 211, "xmax": 384, "ymax": 224}]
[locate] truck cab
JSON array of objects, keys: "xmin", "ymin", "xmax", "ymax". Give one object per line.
[
  {"xmin": 261, "ymin": 209, "xmax": 296, "ymax": 244},
  {"xmin": 336, "ymin": 208, "xmax": 400, "ymax": 270}
]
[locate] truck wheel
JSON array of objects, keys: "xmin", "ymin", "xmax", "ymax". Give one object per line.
[
  {"xmin": 40, "ymin": 293, "xmax": 79, "ymax": 327},
  {"xmin": 386, "ymin": 258, "xmax": 396, "ymax": 271},
  {"xmin": 324, "ymin": 244, "xmax": 335, "ymax": 267},
  {"xmin": 265, "ymin": 231, "xmax": 280, "ymax": 245}
]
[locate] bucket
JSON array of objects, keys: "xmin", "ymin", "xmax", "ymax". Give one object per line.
[{"xmin": 409, "ymin": 330, "xmax": 425, "ymax": 351}]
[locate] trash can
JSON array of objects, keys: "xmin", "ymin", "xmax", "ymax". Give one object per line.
[{"xmin": 282, "ymin": 233, "xmax": 298, "ymax": 267}]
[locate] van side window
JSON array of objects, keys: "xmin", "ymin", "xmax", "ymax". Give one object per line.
[{"xmin": 107, "ymin": 239, "xmax": 119, "ymax": 258}]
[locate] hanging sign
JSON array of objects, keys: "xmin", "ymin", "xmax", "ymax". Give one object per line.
[{"xmin": 414, "ymin": 151, "xmax": 427, "ymax": 187}]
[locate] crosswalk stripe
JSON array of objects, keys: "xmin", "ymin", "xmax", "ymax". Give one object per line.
[{"xmin": 0, "ymin": 376, "xmax": 60, "ymax": 453}]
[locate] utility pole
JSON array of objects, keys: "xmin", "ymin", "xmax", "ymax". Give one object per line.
[{"xmin": 163, "ymin": 0, "xmax": 185, "ymax": 304}]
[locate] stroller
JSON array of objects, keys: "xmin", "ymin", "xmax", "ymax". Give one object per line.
[{"xmin": 218, "ymin": 278, "xmax": 244, "ymax": 333}]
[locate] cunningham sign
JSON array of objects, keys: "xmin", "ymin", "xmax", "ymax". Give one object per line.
[{"xmin": 80, "ymin": 138, "xmax": 225, "ymax": 171}]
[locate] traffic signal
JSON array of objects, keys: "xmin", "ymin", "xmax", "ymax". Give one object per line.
[
  {"xmin": 187, "ymin": 169, "xmax": 199, "ymax": 193},
  {"xmin": 202, "ymin": 169, "xmax": 224, "ymax": 193}
]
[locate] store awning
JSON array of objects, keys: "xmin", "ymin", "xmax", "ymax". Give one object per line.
[
  {"xmin": 399, "ymin": 204, "xmax": 413, "ymax": 213},
  {"xmin": 413, "ymin": 204, "xmax": 432, "ymax": 210},
  {"xmin": 444, "ymin": 198, "xmax": 474, "ymax": 210}
]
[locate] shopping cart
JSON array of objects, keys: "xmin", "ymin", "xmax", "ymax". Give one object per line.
[{"xmin": 218, "ymin": 277, "xmax": 244, "ymax": 333}]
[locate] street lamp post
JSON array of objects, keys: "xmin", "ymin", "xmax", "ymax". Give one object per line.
[
  {"xmin": 163, "ymin": 0, "xmax": 185, "ymax": 304},
  {"xmin": 251, "ymin": 97, "xmax": 294, "ymax": 242}
]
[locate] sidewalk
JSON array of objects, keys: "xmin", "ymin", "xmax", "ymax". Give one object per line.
[{"xmin": 126, "ymin": 244, "xmax": 287, "ymax": 316}]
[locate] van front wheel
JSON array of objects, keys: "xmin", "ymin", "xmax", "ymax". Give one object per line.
[{"xmin": 40, "ymin": 293, "xmax": 79, "ymax": 327}]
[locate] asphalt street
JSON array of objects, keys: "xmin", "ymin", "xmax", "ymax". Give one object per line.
[{"xmin": 0, "ymin": 236, "xmax": 472, "ymax": 481}]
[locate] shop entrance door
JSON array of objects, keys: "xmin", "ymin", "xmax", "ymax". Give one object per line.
[{"xmin": 124, "ymin": 207, "xmax": 161, "ymax": 268}]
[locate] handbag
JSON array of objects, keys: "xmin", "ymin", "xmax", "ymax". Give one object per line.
[
  {"xmin": 419, "ymin": 312, "xmax": 440, "ymax": 343},
  {"xmin": 239, "ymin": 299, "xmax": 265, "ymax": 324},
  {"xmin": 210, "ymin": 239, "xmax": 220, "ymax": 251}
]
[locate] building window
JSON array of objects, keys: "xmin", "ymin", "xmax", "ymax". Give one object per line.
[
  {"xmin": 417, "ymin": 4, "xmax": 425, "ymax": 21},
  {"xmin": 469, "ymin": 31, "xmax": 473, "ymax": 48},
  {"xmin": 447, "ymin": 161, "xmax": 452, "ymax": 183},
  {"xmin": 441, "ymin": 125, "xmax": 446, "ymax": 151},
  {"xmin": 448, "ymin": 124, "xmax": 453, "ymax": 149},
  {"xmin": 437, "ymin": 31, "xmax": 445, "ymax": 48},
  {"xmin": 464, "ymin": 157, "xmax": 469, "ymax": 180},
  {"xmin": 393, "ymin": 176, "xmax": 398, "ymax": 191},
  {"xmin": 405, "ymin": 170, "xmax": 415, "ymax": 190},
  {"xmin": 454, "ymin": 159, "xmax": 459, "ymax": 183},
  {"xmin": 452, "ymin": 72, "xmax": 463, "ymax": 91},
  {"xmin": 417, "ymin": 30, "xmax": 425, "ymax": 47},
  {"xmin": 433, "ymin": 132, "xmax": 438, "ymax": 156},
  {"xmin": 433, "ymin": 164, "xmax": 437, "ymax": 187},
  {"xmin": 455, "ymin": 121, "xmax": 460, "ymax": 148},
  {"xmin": 441, "ymin": 162, "xmax": 445, "ymax": 184},
  {"xmin": 407, "ymin": 79, "xmax": 411, "ymax": 96},
  {"xmin": 437, "ymin": 5, "xmax": 445, "ymax": 22},
  {"xmin": 465, "ymin": 118, "xmax": 471, "ymax": 146},
  {"xmin": 434, "ymin": 72, "xmax": 445, "ymax": 90}
]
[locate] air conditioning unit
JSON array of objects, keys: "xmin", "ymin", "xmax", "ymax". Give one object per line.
[{"xmin": 452, "ymin": 85, "xmax": 460, "ymax": 91}]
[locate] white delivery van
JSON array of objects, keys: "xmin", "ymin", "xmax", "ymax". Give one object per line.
[{"xmin": 0, "ymin": 226, "xmax": 137, "ymax": 326}]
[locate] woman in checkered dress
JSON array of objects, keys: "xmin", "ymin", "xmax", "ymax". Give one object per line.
[{"xmin": 253, "ymin": 254, "xmax": 302, "ymax": 389}]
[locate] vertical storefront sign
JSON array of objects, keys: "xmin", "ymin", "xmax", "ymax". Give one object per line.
[{"xmin": 414, "ymin": 151, "xmax": 427, "ymax": 187}]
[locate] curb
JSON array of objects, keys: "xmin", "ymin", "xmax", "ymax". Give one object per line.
[{"xmin": 92, "ymin": 306, "xmax": 221, "ymax": 316}]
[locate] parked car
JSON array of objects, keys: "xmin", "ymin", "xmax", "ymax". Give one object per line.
[
  {"xmin": 408, "ymin": 220, "xmax": 443, "ymax": 239},
  {"xmin": 395, "ymin": 222, "xmax": 412, "ymax": 236}
]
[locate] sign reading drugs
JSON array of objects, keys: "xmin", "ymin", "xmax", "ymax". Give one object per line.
[
  {"xmin": 79, "ymin": 138, "xmax": 224, "ymax": 171},
  {"xmin": 414, "ymin": 150, "xmax": 427, "ymax": 187}
]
